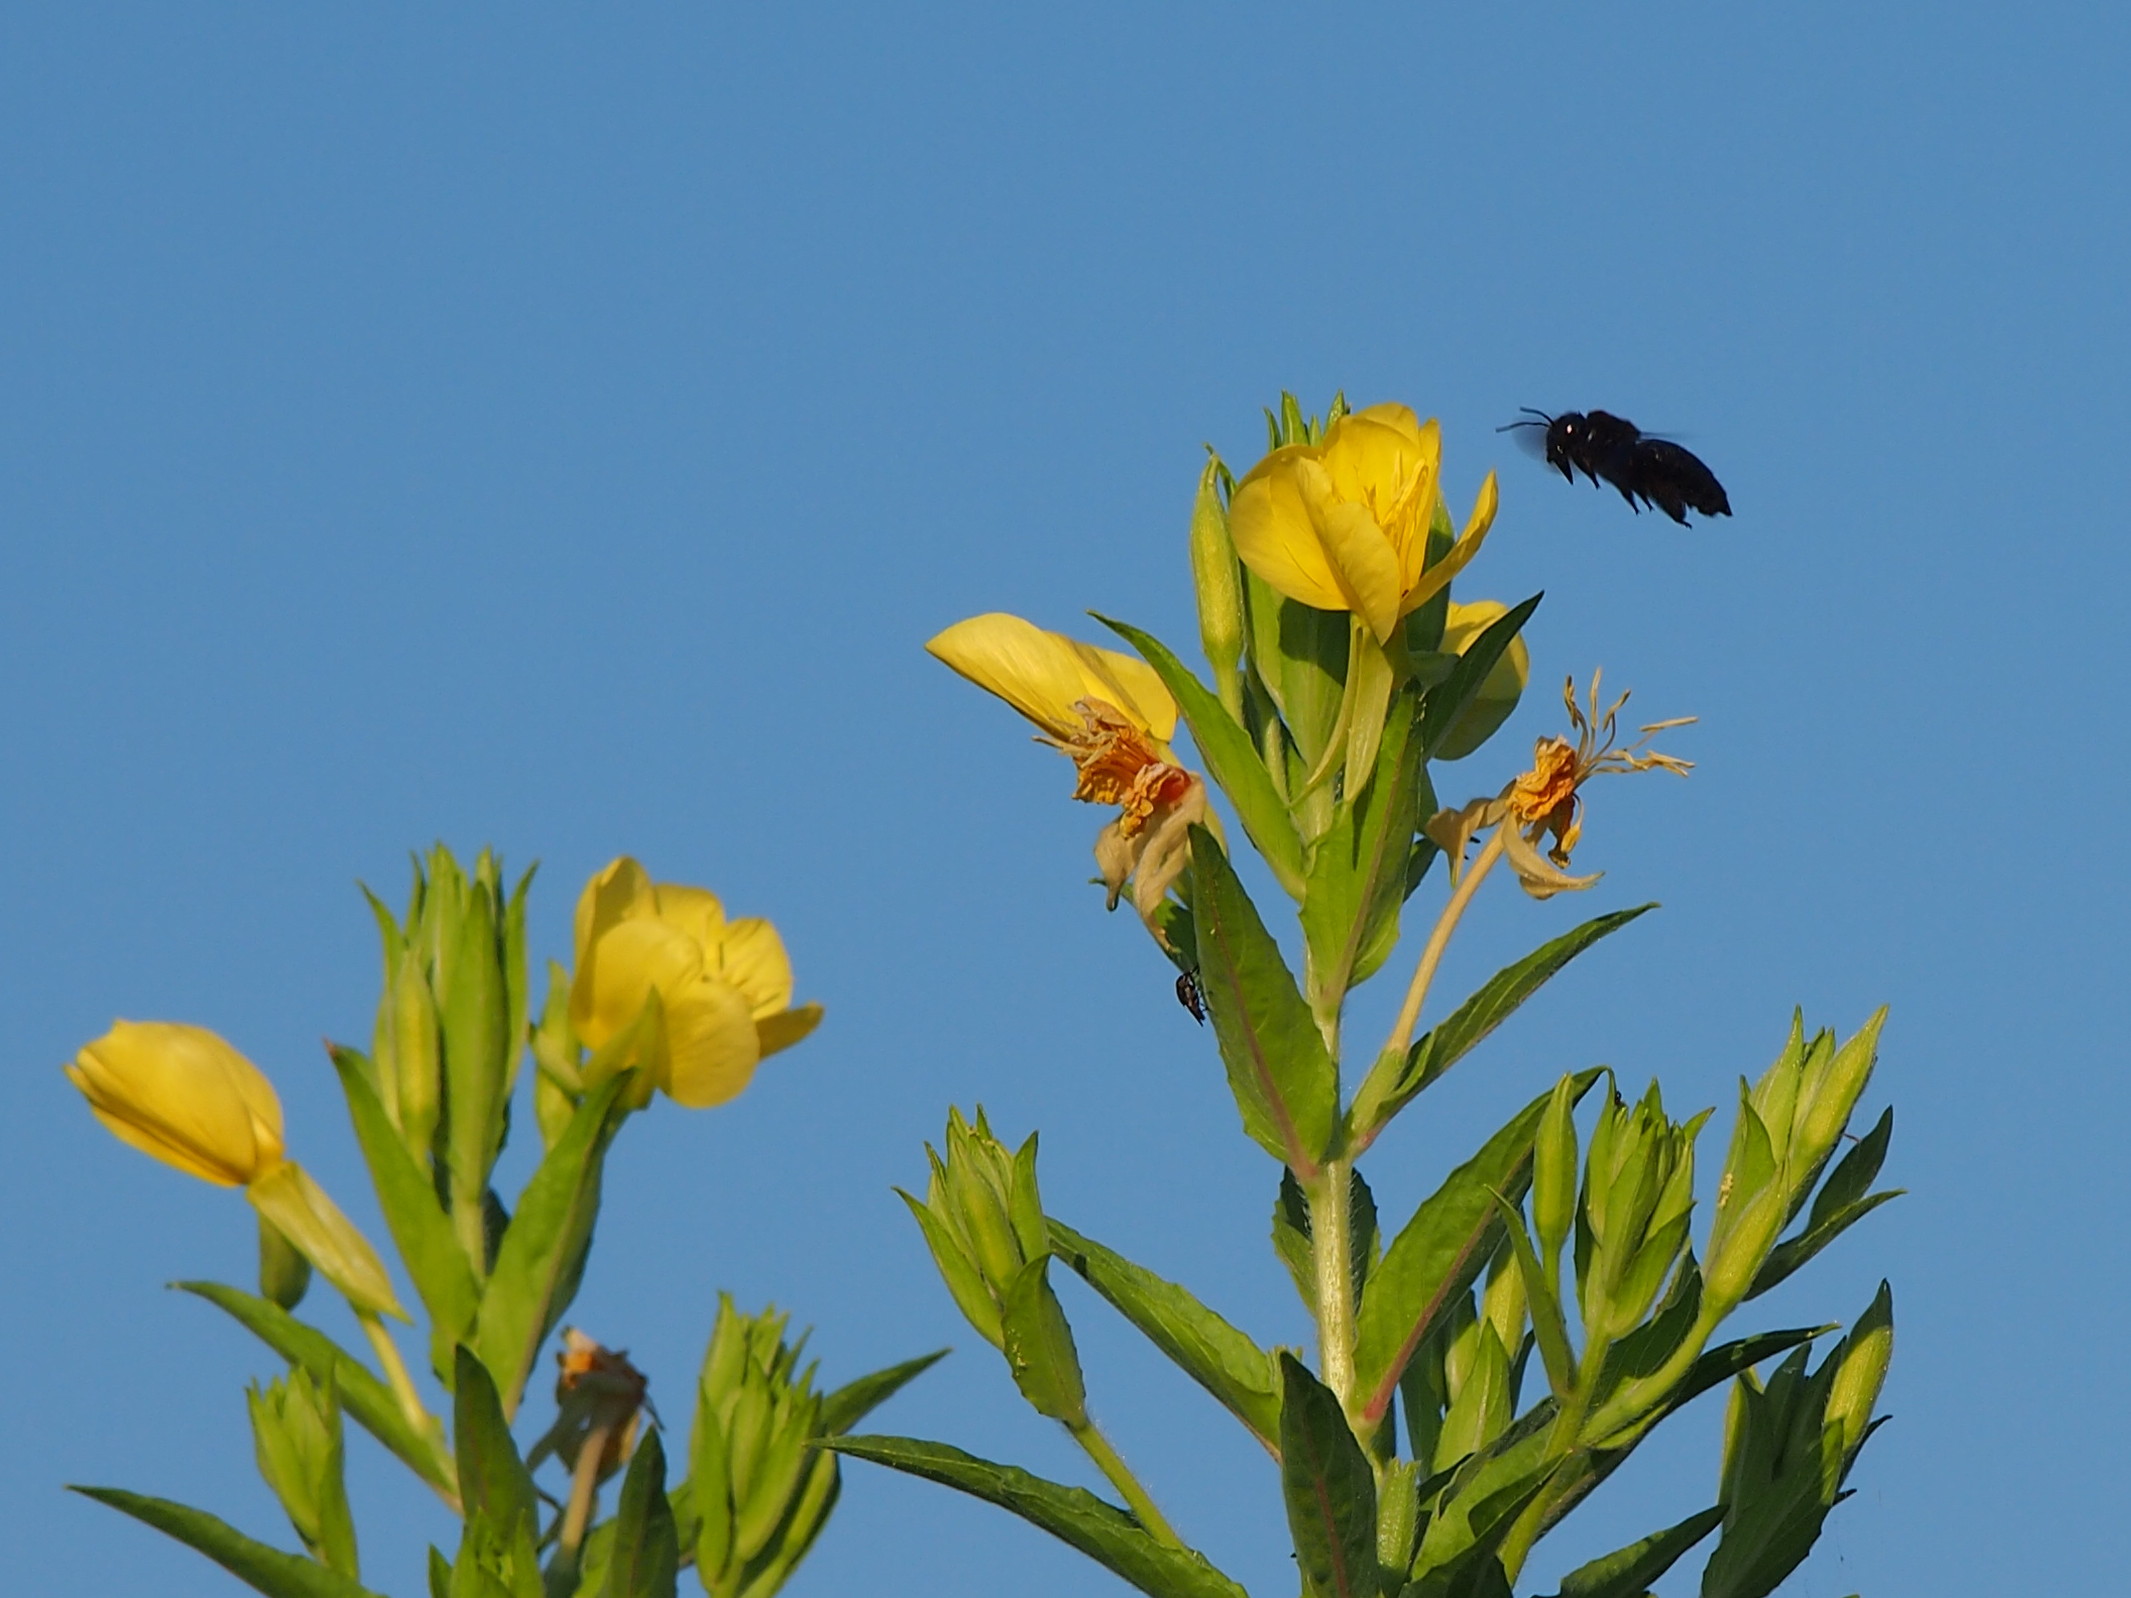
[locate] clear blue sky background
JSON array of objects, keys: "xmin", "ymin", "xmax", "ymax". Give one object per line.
[{"xmin": 4, "ymin": 7, "xmax": 2123, "ymax": 1596}]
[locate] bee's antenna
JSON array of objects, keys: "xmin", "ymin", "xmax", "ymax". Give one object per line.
[{"xmin": 1496, "ymin": 407, "xmax": 1555, "ymax": 433}]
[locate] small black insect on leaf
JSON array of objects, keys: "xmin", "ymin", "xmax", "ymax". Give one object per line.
[
  {"xmin": 1175, "ymin": 968, "xmax": 1207, "ymax": 1024},
  {"xmin": 1500, "ymin": 408, "xmax": 1731, "ymax": 525}
]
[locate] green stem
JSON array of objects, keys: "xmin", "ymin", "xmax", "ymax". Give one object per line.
[
  {"xmin": 355, "ymin": 1309, "xmax": 457, "ymax": 1507},
  {"xmin": 1068, "ymin": 1419, "xmax": 1184, "ymax": 1549},
  {"xmin": 1382, "ymin": 826, "xmax": 1506, "ymax": 1061}
]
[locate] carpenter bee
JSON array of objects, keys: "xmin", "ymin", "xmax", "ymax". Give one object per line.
[{"xmin": 1500, "ymin": 408, "xmax": 1731, "ymax": 525}]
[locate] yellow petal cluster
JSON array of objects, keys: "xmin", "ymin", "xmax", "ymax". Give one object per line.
[
  {"xmin": 570, "ymin": 858, "xmax": 822, "ymax": 1109},
  {"xmin": 66, "ymin": 1021, "xmax": 286, "ymax": 1186},
  {"xmin": 1229, "ymin": 403, "xmax": 1499, "ymax": 643},
  {"xmin": 925, "ymin": 613, "xmax": 1177, "ymax": 743}
]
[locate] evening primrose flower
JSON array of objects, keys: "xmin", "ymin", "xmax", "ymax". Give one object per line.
[
  {"xmin": 1426, "ymin": 672, "xmax": 1693, "ymax": 899},
  {"xmin": 67, "ymin": 1021, "xmax": 285, "ymax": 1185},
  {"xmin": 926, "ymin": 613, "xmax": 1208, "ymax": 941},
  {"xmin": 1228, "ymin": 403, "xmax": 1500, "ymax": 644},
  {"xmin": 65, "ymin": 1021, "xmax": 404, "ymax": 1316},
  {"xmin": 570, "ymin": 858, "xmax": 822, "ymax": 1110}
]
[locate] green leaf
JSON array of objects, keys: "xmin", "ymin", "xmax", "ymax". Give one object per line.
[
  {"xmin": 329, "ymin": 1045, "xmax": 480, "ymax": 1348},
  {"xmin": 69, "ymin": 1487, "xmax": 385, "ymax": 1598},
  {"xmin": 600, "ymin": 1429, "xmax": 678, "ymax": 1598},
  {"xmin": 1048, "ymin": 1219, "xmax": 1280, "ymax": 1451},
  {"xmin": 428, "ymin": 1546, "xmax": 451, "ymax": 1598},
  {"xmin": 1302, "ymin": 686, "xmax": 1429, "ymax": 999},
  {"xmin": 1747, "ymin": 1191, "xmax": 1902, "ymax": 1301},
  {"xmin": 1418, "ymin": 595, "xmax": 1541, "ymax": 761},
  {"xmin": 1353, "ymin": 1079, "xmax": 1594, "ymax": 1429},
  {"xmin": 1486, "ymin": 1194, "xmax": 1575, "ymax": 1403},
  {"xmin": 1548, "ymin": 1503, "xmax": 1723, "ymax": 1598},
  {"xmin": 1806, "ymin": 1105, "xmax": 1893, "ymax": 1229},
  {"xmin": 1188, "ymin": 825, "xmax": 1338, "ymax": 1175},
  {"xmin": 1355, "ymin": 909, "xmax": 1651, "ymax": 1137},
  {"xmin": 176, "ymin": 1282, "xmax": 454, "ymax": 1499},
  {"xmin": 829, "ymin": 1435, "xmax": 1247, "ymax": 1598},
  {"xmin": 1277, "ymin": 1354, "xmax": 1377, "ymax": 1598},
  {"xmin": 451, "ymin": 1348, "xmax": 536, "ymax": 1543},
  {"xmin": 1099, "ymin": 614, "xmax": 1307, "ymax": 896},
  {"xmin": 1676, "ymin": 1327, "xmax": 1833, "ymax": 1413},
  {"xmin": 1000, "ymin": 1258, "xmax": 1089, "ymax": 1425},
  {"xmin": 471, "ymin": 1074, "xmax": 629, "ymax": 1417},
  {"xmin": 818, "ymin": 1349, "xmax": 949, "ymax": 1437}
]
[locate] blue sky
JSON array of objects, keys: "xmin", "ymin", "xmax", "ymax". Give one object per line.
[{"xmin": 4, "ymin": 6, "xmax": 2124, "ymax": 1595}]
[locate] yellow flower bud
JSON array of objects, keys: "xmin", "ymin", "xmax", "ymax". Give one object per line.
[
  {"xmin": 66, "ymin": 1021, "xmax": 286, "ymax": 1186},
  {"xmin": 570, "ymin": 858, "xmax": 822, "ymax": 1109},
  {"xmin": 1433, "ymin": 600, "xmax": 1532, "ymax": 761}
]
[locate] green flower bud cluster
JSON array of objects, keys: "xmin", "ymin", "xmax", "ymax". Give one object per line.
[
  {"xmin": 688, "ymin": 1298, "xmax": 843, "ymax": 1598},
  {"xmin": 365, "ymin": 845, "xmax": 532, "ymax": 1270},
  {"xmin": 246, "ymin": 1369, "xmax": 358, "ymax": 1579},
  {"xmin": 899, "ymin": 1108, "xmax": 1087, "ymax": 1427}
]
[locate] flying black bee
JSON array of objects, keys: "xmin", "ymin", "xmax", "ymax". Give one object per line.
[
  {"xmin": 1500, "ymin": 409, "xmax": 1731, "ymax": 525},
  {"xmin": 1175, "ymin": 968, "xmax": 1207, "ymax": 1024}
]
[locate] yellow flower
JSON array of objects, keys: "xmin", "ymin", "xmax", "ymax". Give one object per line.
[
  {"xmin": 1433, "ymin": 599, "xmax": 1532, "ymax": 760},
  {"xmin": 66, "ymin": 1021, "xmax": 405, "ymax": 1316},
  {"xmin": 1228, "ymin": 403, "xmax": 1500, "ymax": 644},
  {"xmin": 925, "ymin": 613, "xmax": 1176, "ymax": 743},
  {"xmin": 66, "ymin": 1021, "xmax": 286, "ymax": 1186},
  {"xmin": 570, "ymin": 858, "xmax": 822, "ymax": 1109},
  {"xmin": 926, "ymin": 612, "xmax": 1206, "ymax": 942},
  {"xmin": 1427, "ymin": 672, "xmax": 1693, "ymax": 899}
]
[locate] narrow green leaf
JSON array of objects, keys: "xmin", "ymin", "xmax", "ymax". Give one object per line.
[
  {"xmin": 1747, "ymin": 1191, "xmax": 1903, "ymax": 1301},
  {"xmin": 1356, "ymin": 909, "xmax": 1651, "ymax": 1135},
  {"xmin": 600, "ymin": 1429, "xmax": 678, "ymax": 1598},
  {"xmin": 1048, "ymin": 1219, "xmax": 1280, "ymax": 1451},
  {"xmin": 818, "ymin": 1349, "xmax": 949, "ymax": 1437},
  {"xmin": 1188, "ymin": 825, "xmax": 1337, "ymax": 1175},
  {"xmin": 1549, "ymin": 1503, "xmax": 1723, "ymax": 1598},
  {"xmin": 1000, "ymin": 1258, "xmax": 1088, "ymax": 1425},
  {"xmin": 1353, "ymin": 1079, "xmax": 1595, "ymax": 1428},
  {"xmin": 451, "ymin": 1348, "xmax": 536, "ymax": 1542},
  {"xmin": 1277, "ymin": 1354, "xmax": 1377, "ymax": 1598},
  {"xmin": 1486, "ymin": 1194, "xmax": 1575, "ymax": 1402},
  {"xmin": 427, "ymin": 1546, "xmax": 451, "ymax": 1598},
  {"xmin": 1418, "ymin": 594, "xmax": 1542, "ymax": 761},
  {"xmin": 471, "ymin": 1075, "xmax": 629, "ymax": 1417},
  {"xmin": 1676, "ymin": 1327, "xmax": 1832, "ymax": 1412},
  {"xmin": 829, "ymin": 1435, "xmax": 1248, "ymax": 1598},
  {"xmin": 176, "ymin": 1281, "xmax": 453, "ymax": 1498},
  {"xmin": 1806, "ymin": 1106, "xmax": 1893, "ymax": 1230},
  {"xmin": 329, "ymin": 1045, "xmax": 479, "ymax": 1346},
  {"xmin": 69, "ymin": 1487, "xmax": 384, "ymax": 1598},
  {"xmin": 1098, "ymin": 614, "xmax": 1307, "ymax": 896}
]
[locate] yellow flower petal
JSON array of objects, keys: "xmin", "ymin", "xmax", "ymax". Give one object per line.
[
  {"xmin": 1398, "ymin": 470, "xmax": 1500, "ymax": 621},
  {"xmin": 1229, "ymin": 447, "xmax": 1351, "ymax": 614},
  {"xmin": 926, "ymin": 613, "xmax": 1176, "ymax": 740},
  {"xmin": 66, "ymin": 1021, "xmax": 285, "ymax": 1187},
  {"xmin": 572, "ymin": 917, "xmax": 705, "ymax": 1050},
  {"xmin": 712, "ymin": 916, "xmax": 796, "ymax": 1017},
  {"xmin": 1321, "ymin": 409, "xmax": 1439, "ymax": 586},
  {"xmin": 649, "ymin": 882, "xmax": 726, "ymax": 953},
  {"xmin": 572, "ymin": 857, "xmax": 655, "ymax": 999},
  {"xmin": 756, "ymin": 1001, "xmax": 824, "ymax": 1059},
  {"xmin": 1307, "ymin": 490, "xmax": 1408, "ymax": 643},
  {"xmin": 660, "ymin": 975, "xmax": 764, "ymax": 1108}
]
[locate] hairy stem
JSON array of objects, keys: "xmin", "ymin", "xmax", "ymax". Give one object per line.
[
  {"xmin": 1309, "ymin": 1158, "xmax": 1358, "ymax": 1418},
  {"xmin": 1068, "ymin": 1419, "xmax": 1184, "ymax": 1549}
]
